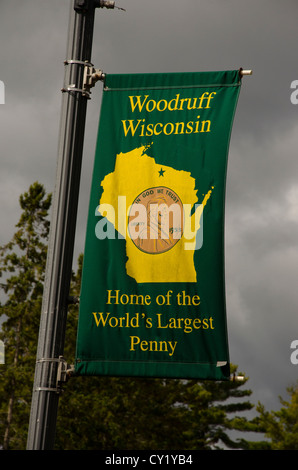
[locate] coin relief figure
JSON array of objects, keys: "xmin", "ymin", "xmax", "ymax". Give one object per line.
[{"xmin": 128, "ymin": 187, "xmax": 184, "ymax": 254}]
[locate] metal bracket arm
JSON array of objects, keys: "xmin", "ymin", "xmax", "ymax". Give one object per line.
[
  {"xmin": 239, "ymin": 68, "xmax": 253, "ymax": 77},
  {"xmin": 61, "ymin": 60, "xmax": 105, "ymax": 99},
  {"xmin": 57, "ymin": 356, "xmax": 75, "ymax": 390},
  {"xmin": 230, "ymin": 374, "xmax": 245, "ymax": 382},
  {"xmin": 35, "ymin": 356, "xmax": 74, "ymax": 394},
  {"xmin": 74, "ymin": 0, "xmax": 125, "ymax": 12},
  {"xmin": 83, "ymin": 63, "xmax": 105, "ymax": 98}
]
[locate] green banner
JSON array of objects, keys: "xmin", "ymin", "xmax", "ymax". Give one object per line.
[{"xmin": 75, "ymin": 70, "xmax": 242, "ymax": 380}]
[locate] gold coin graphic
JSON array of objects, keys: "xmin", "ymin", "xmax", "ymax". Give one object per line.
[{"xmin": 128, "ymin": 187, "xmax": 184, "ymax": 254}]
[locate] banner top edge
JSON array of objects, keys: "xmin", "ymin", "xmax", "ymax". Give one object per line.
[{"xmin": 103, "ymin": 69, "xmax": 242, "ymax": 91}]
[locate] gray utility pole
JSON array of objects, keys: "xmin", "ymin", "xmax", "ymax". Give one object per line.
[{"xmin": 27, "ymin": 0, "xmax": 120, "ymax": 450}]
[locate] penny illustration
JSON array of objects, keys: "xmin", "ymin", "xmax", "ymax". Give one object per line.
[{"xmin": 128, "ymin": 187, "xmax": 184, "ymax": 254}]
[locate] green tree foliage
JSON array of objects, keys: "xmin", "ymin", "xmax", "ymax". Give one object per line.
[
  {"xmin": 57, "ymin": 257, "xmax": 266, "ymax": 450},
  {"xmin": 0, "ymin": 182, "xmax": 268, "ymax": 450},
  {"xmin": 256, "ymin": 383, "xmax": 298, "ymax": 450},
  {"xmin": 0, "ymin": 182, "xmax": 51, "ymax": 449},
  {"xmin": 57, "ymin": 363, "xmax": 266, "ymax": 449}
]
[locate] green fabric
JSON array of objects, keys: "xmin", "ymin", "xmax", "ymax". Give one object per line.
[{"xmin": 75, "ymin": 70, "xmax": 241, "ymax": 380}]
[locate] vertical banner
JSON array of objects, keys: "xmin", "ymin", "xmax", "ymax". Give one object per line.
[{"xmin": 75, "ymin": 70, "xmax": 241, "ymax": 380}]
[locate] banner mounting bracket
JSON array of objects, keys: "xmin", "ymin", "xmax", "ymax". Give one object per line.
[
  {"xmin": 82, "ymin": 62, "xmax": 105, "ymax": 98},
  {"xmin": 35, "ymin": 356, "xmax": 75, "ymax": 394},
  {"xmin": 75, "ymin": 1, "xmax": 126, "ymax": 13},
  {"xmin": 56, "ymin": 356, "xmax": 75, "ymax": 391},
  {"xmin": 61, "ymin": 60, "xmax": 105, "ymax": 99}
]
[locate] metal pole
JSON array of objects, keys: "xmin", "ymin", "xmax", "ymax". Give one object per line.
[{"xmin": 27, "ymin": 0, "xmax": 96, "ymax": 450}]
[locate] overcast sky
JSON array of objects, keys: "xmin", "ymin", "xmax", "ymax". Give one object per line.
[{"xmin": 1, "ymin": 0, "xmax": 298, "ymax": 421}]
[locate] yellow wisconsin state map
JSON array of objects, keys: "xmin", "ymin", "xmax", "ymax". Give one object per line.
[{"xmin": 98, "ymin": 145, "xmax": 213, "ymax": 283}]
